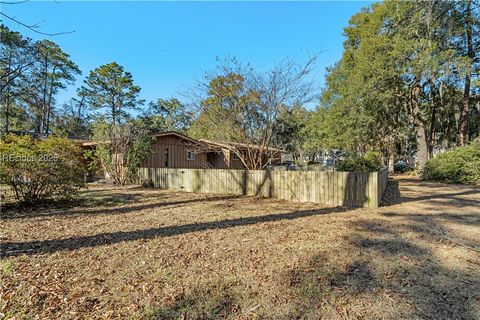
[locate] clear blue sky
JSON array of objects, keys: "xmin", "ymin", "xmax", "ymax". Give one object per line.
[{"xmin": 2, "ymin": 1, "xmax": 372, "ymax": 109}]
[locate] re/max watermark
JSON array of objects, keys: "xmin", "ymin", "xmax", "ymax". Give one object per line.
[{"xmin": 1, "ymin": 154, "xmax": 59, "ymax": 162}]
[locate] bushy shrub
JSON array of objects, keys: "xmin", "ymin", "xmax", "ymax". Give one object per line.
[
  {"xmin": 422, "ymin": 141, "xmax": 480, "ymax": 185},
  {"xmin": 0, "ymin": 134, "xmax": 85, "ymax": 205},
  {"xmin": 337, "ymin": 151, "xmax": 383, "ymax": 172}
]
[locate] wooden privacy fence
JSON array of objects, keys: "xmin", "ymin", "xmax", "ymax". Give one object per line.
[{"xmin": 138, "ymin": 167, "xmax": 388, "ymax": 208}]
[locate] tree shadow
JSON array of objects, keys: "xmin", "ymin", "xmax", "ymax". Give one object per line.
[
  {"xmin": 0, "ymin": 193, "xmax": 244, "ymax": 220},
  {"xmin": 286, "ymin": 219, "xmax": 480, "ymax": 319},
  {"xmin": 354, "ymin": 220, "xmax": 479, "ymax": 319},
  {"xmin": 284, "ymin": 252, "xmax": 381, "ymax": 319},
  {"xmin": 148, "ymin": 281, "xmax": 243, "ymax": 320},
  {"xmin": 342, "ymin": 171, "xmax": 370, "ymax": 207},
  {"xmin": 380, "ymin": 178, "xmax": 480, "ymax": 207},
  {"xmin": 350, "ymin": 237, "xmax": 428, "ymax": 256},
  {"xmin": 380, "ymin": 212, "xmax": 480, "ymax": 227},
  {"xmin": 1, "ymin": 206, "xmax": 349, "ymax": 258},
  {"xmin": 378, "ymin": 211, "xmax": 480, "ymax": 252}
]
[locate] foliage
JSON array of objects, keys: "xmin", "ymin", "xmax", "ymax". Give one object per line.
[
  {"xmin": 0, "ymin": 134, "xmax": 85, "ymax": 204},
  {"xmin": 315, "ymin": 1, "xmax": 479, "ymax": 170},
  {"xmin": 188, "ymin": 56, "xmax": 318, "ymax": 169},
  {"xmin": 273, "ymin": 105, "xmax": 310, "ymax": 163},
  {"xmin": 91, "ymin": 120, "xmax": 153, "ymax": 185},
  {"xmin": 422, "ymin": 140, "xmax": 480, "ymax": 185},
  {"xmin": 54, "ymin": 97, "xmax": 91, "ymax": 138},
  {"xmin": 1, "ymin": 25, "xmax": 82, "ymax": 135},
  {"xmin": 337, "ymin": 151, "xmax": 383, "ymax": 172},
  {"xmin": 143, "ymin": 98, "xmax": 192, "ymax": 133},
  {"xmin": 0, "ymin": 25, "xmax": 33, "ymax": 135},
  {"xmin": 79, "ymin": 62, "xmax": 143, "ymax": 126},
  {"xmin": 29, "ymin": 40, "xmax": 81, "ymax": 133},
  {"xmin": 79, "ymin": 63, "xmax": 147, "ymax": 185}
]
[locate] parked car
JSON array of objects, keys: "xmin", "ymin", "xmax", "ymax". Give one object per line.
[
  {"xmin": 394, "ymin": 160, "xmax": 409, "ymax": 173},
  {"xmin": 267, "ymin": 162, "xmax": 298, "ymax": 170}
]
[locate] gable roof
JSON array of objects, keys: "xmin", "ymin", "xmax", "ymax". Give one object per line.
[
  {"xmin": 198, "ymin": 138, "xmax": 285, "ymax": 153},
  {"xmin": 152, "ymin": 131, "xmax": 202, "ymax": 145},
  {"xmin": 86, "ymin": 130, "xmax": 286, "ymax": 154}
]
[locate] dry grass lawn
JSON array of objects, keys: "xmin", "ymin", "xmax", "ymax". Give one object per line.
[{"xmin": 1, "ymin": 176, "xmax": 479, "ymax": 319}]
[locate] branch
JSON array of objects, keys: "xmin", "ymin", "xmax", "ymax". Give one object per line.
[
  {"xmin": 0, "ymin": 12, "xmax": 74, "ymax": 36},
  {"xmin": 0, "ymin": 0, "xmax": 30, "ymax": 4}
]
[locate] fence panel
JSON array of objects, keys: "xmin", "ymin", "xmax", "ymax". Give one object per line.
[{"xmin": 138, "ymin": 167, "xmax": 388, "ymax": 208}]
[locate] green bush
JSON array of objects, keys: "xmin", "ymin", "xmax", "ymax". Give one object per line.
[
  {"xmin": 422, "ymin": 141, "xmax": 480, "ymax": 185},
  {"xmin": 0, "ymin": 134, "xmax": 86, "ymax": 205},
  {"xmin": 337, "ymin": 151, "xmax": 383, "ymax": 172}
]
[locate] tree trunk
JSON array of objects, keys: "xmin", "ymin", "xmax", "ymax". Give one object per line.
[
  {"xmin": 459, "ymin": 0, "xmax": 473, "ymax": 146},
  {"xmin": 4, "ymin": 96, "xmax": 10, "ymax": 134},
  {"xmin": 410, "ymin": 78, "xmax": 429, "ymax": 171},
  {"xmin": 45, "ymin": 66, "xmax": 57, "ymax": 134},
  {"xmin": 428, "ymin": 80, "xmax": 438, "ymax": 156}
]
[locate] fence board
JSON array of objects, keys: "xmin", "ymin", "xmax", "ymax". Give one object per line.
[{"xmin": 138, "ymin": 167, "xmax": 388, "ymax": 208}]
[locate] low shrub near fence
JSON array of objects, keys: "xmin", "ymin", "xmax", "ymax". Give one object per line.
[{"xmin": 138, "ymin": 167, "xmax": 388, "ymax": 208}]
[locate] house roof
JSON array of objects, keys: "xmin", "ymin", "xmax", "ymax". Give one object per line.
[
  {"xmin": 81, "ymin": 130, "xmax": 285, "ymax": 153},
  {"xmin": 152, "ymin": 131, "xmax": 201, "ymax": 145},
  {"xmin": 199, "ymin": 138, "xmax": 286, "ymax": 153}
]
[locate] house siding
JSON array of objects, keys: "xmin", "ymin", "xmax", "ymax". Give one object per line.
[
  {"xmin": 142, "ymin": 135, "xmax": 210, "ymax": 168},
  {"xmin": 142, "ymin": 133, "xmax": 281, "ymax": 169}
]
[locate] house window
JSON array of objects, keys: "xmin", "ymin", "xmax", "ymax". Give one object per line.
[
  {"xmin": 187, "ymin": 151, "xmax": 195, "ymax": 161},
  {"xmin": 232, "ymin": 152, "xmax": 239, "ymax": 160},
  {"xmin": 164, "ymin": 148, "xmax": 169, "ymax": 167}
]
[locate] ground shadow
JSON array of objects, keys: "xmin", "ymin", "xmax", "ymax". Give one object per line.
[
  {"xmin": 1, "ymin": 206, "xmax": 349, "ymax": 257},
  {"xmin": 378, "ymin": 211, "xmax": 480, "ymax": 251},
  {"xmin": 285, "ymin": 218, "xmax": 480, "ymax": 319},
  {"xmin": 148, "ymin": 281, "xmax": 243, "ymax": 320},
  {"xmin": 1, "ymin": 194, "xmax": 243, "ymax": 220},
  {"xmin": 380, "ymin": 178, "xmax": 480, "ymax": 207},
  {"xmin": 342, "ymin": 171, "xmax": 370, "ymax": 207}
]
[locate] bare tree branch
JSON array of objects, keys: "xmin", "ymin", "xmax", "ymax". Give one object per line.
[
  {"xmin": 0, "ymin": 0, "xmax": 30, "ymax": 4},
  {"xmin": 0, "ymin": 12, "xmax": 74, "ymax": 36},
  {"xmin": 186, "ymin": 55, "xmax": 319, "ymax": 170}
]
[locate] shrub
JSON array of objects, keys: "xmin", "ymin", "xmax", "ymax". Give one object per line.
[
  {"xmin": 0, "ymin": 134, "xmax": 85, "ymax": 205},
  {"xmin": 337, "ymin": 151, "xmax": 383, "ymax": 172},
  {"xmin": 422, "ymin": 141, "xmax": 480, "ymax": 185}
]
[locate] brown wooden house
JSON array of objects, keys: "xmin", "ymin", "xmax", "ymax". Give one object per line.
[{"xmin": 142, "ymin": 131, "xmax": 283, "ymax": 169}]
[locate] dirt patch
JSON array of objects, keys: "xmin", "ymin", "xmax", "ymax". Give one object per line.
[{"xmin": 1, "ymin": 176, "xmax": 479, "ymax": 319}]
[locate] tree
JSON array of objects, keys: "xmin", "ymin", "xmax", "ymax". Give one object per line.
[
  {"xmin": 1, "ymin": 26, "xmax": 82, "ymax": 136},
  {"xmin": 54, "ymin": 97, "xmax": 91, "ymax": 137},
  {"xmin": 144, "ymin": 98, "xmax": 192, "ymax": 133},
  {"xmin": 81, "ymin": 63, "xmax": 147, "ymax": 185},
  {"xmin": 459, "ymin": 0, "xmax": 477, "ymax": 145},
  {"xmin": 315, "ymin": 0, "xmax": 479, "ymax": 171},
  {"xmin": 189, "ymin": 57, "xmax": 318, "ymax": 169},
  {"xmin": 90, "ymin": 119, "xmax": 152, "ymax": 185},
  {"xmin": 79, "ymin": 62, "xmax": 143, "ymax": 126},
  {"xmin": 0, "ymin": 25, "xmax": 33, "ymax": 135},
  {"xmin": 25, "ymin": 40, "xmax": 81, "ymax": 134},
  {"xmin": 273, "ymin": 105, "xmax": 310, "ymax": 163}
]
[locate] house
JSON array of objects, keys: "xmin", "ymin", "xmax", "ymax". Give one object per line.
[{"xmin": 141, "ymin": 131, "xmax": 284, "ymax": 169}]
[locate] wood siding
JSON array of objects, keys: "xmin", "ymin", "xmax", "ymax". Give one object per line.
[
  {"xmin": 142, "ymin": 135, "xmax": 210, "ymax": 168},
  {"xmin": 143, "ymin": 133, "xmax": 282, "ymax": 169},
  {"xmin": 138, "ymin": 167, "xmax": 388, "ymax": 208}
]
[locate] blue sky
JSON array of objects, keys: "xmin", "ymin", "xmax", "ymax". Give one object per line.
[{"xmin": 2, "ymin": 1, "xmax": 372, "ymax": 108}]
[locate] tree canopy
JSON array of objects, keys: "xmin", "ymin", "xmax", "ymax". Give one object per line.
[{"xmin": 1, "ymin": 1, "xmax": 478, "ymax": 172}]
